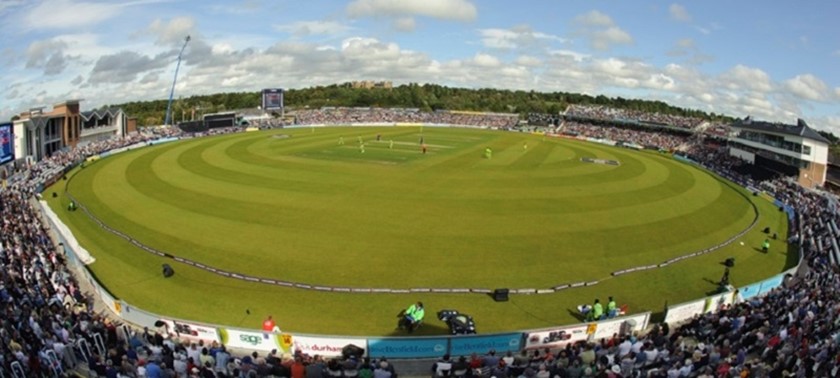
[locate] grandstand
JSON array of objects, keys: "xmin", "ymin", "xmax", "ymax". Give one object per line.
[
  {"xmin": 2, "ymin": 107, "xmax": 840, "ymax": 377},
  {"xmin": 728, "ymin": 117, "xmax": 829, "ymax": 189},
  {"xmin": 563, "ymin": 104, "xmax": 705, "ymax": 132},
  {"xmin": 11, "ymin": 101, "xmax": 136, "ymax": 164},
  {"xmin": 292, "ymin": 107, "xmax": 518, "ymax": 129}
]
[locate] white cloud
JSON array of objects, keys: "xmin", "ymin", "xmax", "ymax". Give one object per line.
[
  {"xmin": 574, "ymin": 10, "xmax": 614, "ymax": 27},
  {"xmin": 478, "ymin": 26, "xmax": 566, "ymax": 50},
  {"xmin": 0, "ymin": 0, "xmax": 25, "ymax": 13},
  {"xmin": 833, "ymin": 50, "xmax": 840, "ymax": 57},
  {"xmin": 646, "ymin": 73, "xmax": 676, "ymax": 90},
  {"xmin": 22, "ymin": 0, "xmax": 161, "ymax": 31},
  {"xmin": 594, "ymin": 27, "xmax": 633, "ymax": 50},
  {"xmin": 1, "ymin": 8, "xmax": 834, "ymax": 136},
  {"xmin": 721, "ymin": 65, "xmax": 773, "ymax": 93},
  {"xmin": 341, "ymin": 37, "xmax": 402, "ymax": 61},
  {"xmin": 392, "ymin": 17, "xmax": 416, "ymax": 32},
  {"xmin": 147, "ymin": 17, "xmax": 195, "ymax": 46},
  {"xmin": 515, "ymin": 55, "xmax": 542, "ymax": 67},
  {"xmin": 346, "ymin": 0, "xmax": 477, "ymax": 22},
  {"xmin": 88, "ymin": 50, "xmax": 171, "ymax": 84},
  {"xmin": 211, "ymin": 43, "xmax": 235, "ymax": 55},
  {"xmin": 573, "ymin": 10, "xmax": 634, "ymax": 50},
  {"xmin": 22, "ymin": 33, "xmax": 116, "ymax": 77},
  {"xmin": 472, "ymin": 53, "xmax": 501, "ymax": 68},
  {"xmin": 26, "ymin": 39, "xmax": 69, "ymax": 74},
  {"xmin": 207, "ymin": 1, "xmax": 261, "ymax": 15},
  {"xmin": 694, "ymin": 22, "xmax": 723, "ymax": 36},
  {"xmin": 478, "ymin": 29, "xmax": 517, "ymax": 49},
  {"xmin": 669, "ymin": 4, "xmax": 692, "ymax": 22},
  {"xmin": 784, "ymin": 74, "xmax": 830, "ymax": 101},
  {"xmin": 548, "ymin": 49, "xmax": 590, "ymax": 62},
  {"xmin": 274, "ymin": 20, "xmax": 353, "ymax": 36},
  {"xmin": 814, "ymin": 115, "xmax": 840, "ymax": 136},
  {"xmin": 676, "ymin": 38, "xmax": 694, "ymax": 49},
  {"xmin": 666, "ymin": 38, "xmax": 715, "ymax": 65}
]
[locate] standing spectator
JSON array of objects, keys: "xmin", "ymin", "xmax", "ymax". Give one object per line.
[
  {"xmin": 290, "ymin": 356, "xmax": 305, "ymax": 378},
  {"xmin": 214, "ymin": 345, "xmax": 230, "ymax": 374},
  {"xmin": 607, "ymin": 296, "xmax": 618, "ymax": 318},
  {"xmin": 374, "ymin": 360, "xmax": 394, "ymax": 378},
  {"xmin": 591, "ymin": 299, "xmax": 604, "ymax": 321},
  {"xmin": 262, "ymin": 315, "xmax": 280, "ymax": 336}
]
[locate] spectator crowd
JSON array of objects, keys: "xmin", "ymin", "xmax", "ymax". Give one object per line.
[
  {"xmin": 293, "ymin": 107, "xmax": 518, "ymax": 129},
  {"xmin": 559, "ymin": 121, "xmax": 689, "ymax": 150},
  {"xmin": 1, "ymin": 111, "xmax": 839, "ymax": 377},
  {"xmin": 565, "ymin": 105, "xmax": 706, "ymax": 131}
]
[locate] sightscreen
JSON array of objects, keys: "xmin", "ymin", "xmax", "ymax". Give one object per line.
[
  {"xmin": 261, "ymin": 88, "xmax": 284, "ymax": 111},
  {"xmin": 204, "ymin": 113, "xmax": 236, "ymax": 129},
  {"xmin": 0, "ymin": 123, "xmax": 13, "ymax": 165}
]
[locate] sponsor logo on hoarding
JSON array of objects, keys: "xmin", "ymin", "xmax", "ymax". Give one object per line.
[
  {"xmin": 294, "ymin": 342, "xmax": 343, "ymax": 353},
  {"xmin": 240, "ymin": 334, "xmax": 263, "ymax": 346}
]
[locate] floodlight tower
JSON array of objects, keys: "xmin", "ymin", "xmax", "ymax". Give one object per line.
[{"xmin": 164, "ymin": 35, "xmax": 191, "ymax": 126}]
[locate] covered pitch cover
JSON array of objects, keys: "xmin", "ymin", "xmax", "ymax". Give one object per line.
[{"xmin": 0, "ymin": 123, "xmax": 13, "ymax": 165}]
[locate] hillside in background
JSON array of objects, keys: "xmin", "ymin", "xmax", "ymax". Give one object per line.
[{"xmin": 112, "ymin": 83, "xmax": 733, "ymax": 127}]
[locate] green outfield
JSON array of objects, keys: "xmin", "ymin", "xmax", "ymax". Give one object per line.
[{"xmin": 47, "ymin": 127, "xmax": 793, "ymax": 335}]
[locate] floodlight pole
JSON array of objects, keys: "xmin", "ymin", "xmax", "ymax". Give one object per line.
[{"xmin": 164, "ymin": 35, "xmax": 191, "ymax": 126}]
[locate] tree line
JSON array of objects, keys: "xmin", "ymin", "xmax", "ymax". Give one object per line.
[{"xmin": 111, "ymin": 83, "xmax": 736, "ymax": 127}]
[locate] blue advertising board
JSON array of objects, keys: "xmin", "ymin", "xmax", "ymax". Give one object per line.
[
  {"xmin": 738, "ymin": 282, "xmax": 762, "ymax": 300},
  {"xmin": 367, "ymin": 337, "xmax": 448, "ymax": 359},
  {"xmin": 757, "ymin": 274, "xmax": 785, "ymax": 296},
  {"xmin": 0, "ymin": 123, "xmax": 13, "ymax": 165},
  {"xmin": 449, "ymin": 333, "xmax": 522, "ymax": 356}
]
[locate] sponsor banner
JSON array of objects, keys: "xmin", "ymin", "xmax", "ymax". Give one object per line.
[
  {"xmin": 118, "ymin": 302, "xmax": 161, "ymax": 329},
  {"xmin": 39, "ymin": 201, "xmax": 95, "ymax": 264},
  {"xmin": 664, "ymin": 298, "xmax": 706, "ymax": 325},
  {"xmin": 149, "ymin": 137, "xmax": 179, "ymax": 145},
  {"xmin": 285, "ymin": 124, "xmax": 326, "ymax": 129},
  {"xmin": 367, "ymin": 338, "xmax": 448, "ymax": 359},
  {"xmin": 704, "ymin": 291, "xmax": 736, "ymax": 314},
  {"xmin": 105, "ymin": 146, "xmax": 130, "ymax": 156},
  {"xmin": 524, "ymin": 323, "xmax": 590, "ymax": 350},
  {"xmin": 449, "ymin": 333, "xmax": 522, "ymax": 356},
  {"xmin": 585, "ymin": 137, "xmax": 617, "ymax": 146},
  {"xmin": 293, "ymin": 335, "xmax": 366, "ymax": 358},
  {"xmin": 593, "ymin": 313, "xmax": 650, "ymax": 340},
  {"xmin": 738, "ymin": 282, "xmax": 762, "ymax": 300},
  {"xmin": 97, "ymin": 287, "xmax": 119, "ymax": 316},
  {"xmin": 757, "ymin": 274, "xmax": 785, "ymax": 296},
  {"xmin": 219, "ymin": 328, "xmax": 294, "ymax": 353},
  {"xmin": 158, "ymin": 319, "xmax": 219, "ymax": 343}
]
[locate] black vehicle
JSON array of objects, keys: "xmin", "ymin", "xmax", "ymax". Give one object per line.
[{"xmin": 437, "ymin": 310, "xmax": 476, "ymax": 335}]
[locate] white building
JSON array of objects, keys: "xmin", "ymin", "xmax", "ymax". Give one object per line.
[
  {"xmin": 728, "ymin": 117, "xmax": 829, "ymax": 189},
  {"xmin": 13, "ymin": 101, "xmax": 132, "ymax": 162},
  {"xmin": 79, "ymin": 107, "xmax": 129, "ymax": 144}
]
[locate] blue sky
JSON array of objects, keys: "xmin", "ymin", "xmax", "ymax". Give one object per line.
[{"xmin": 1, "ymin": 0, "xmax": 839, "ymax": 132}]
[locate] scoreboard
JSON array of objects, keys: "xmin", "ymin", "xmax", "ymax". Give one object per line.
[
  {"xmin": 261, "ymin": 88, "xmax": 284, "ymax": 111},
  {"xmin": 0, "ymin": 123, "xmax": 13, "ymax": 165}
]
